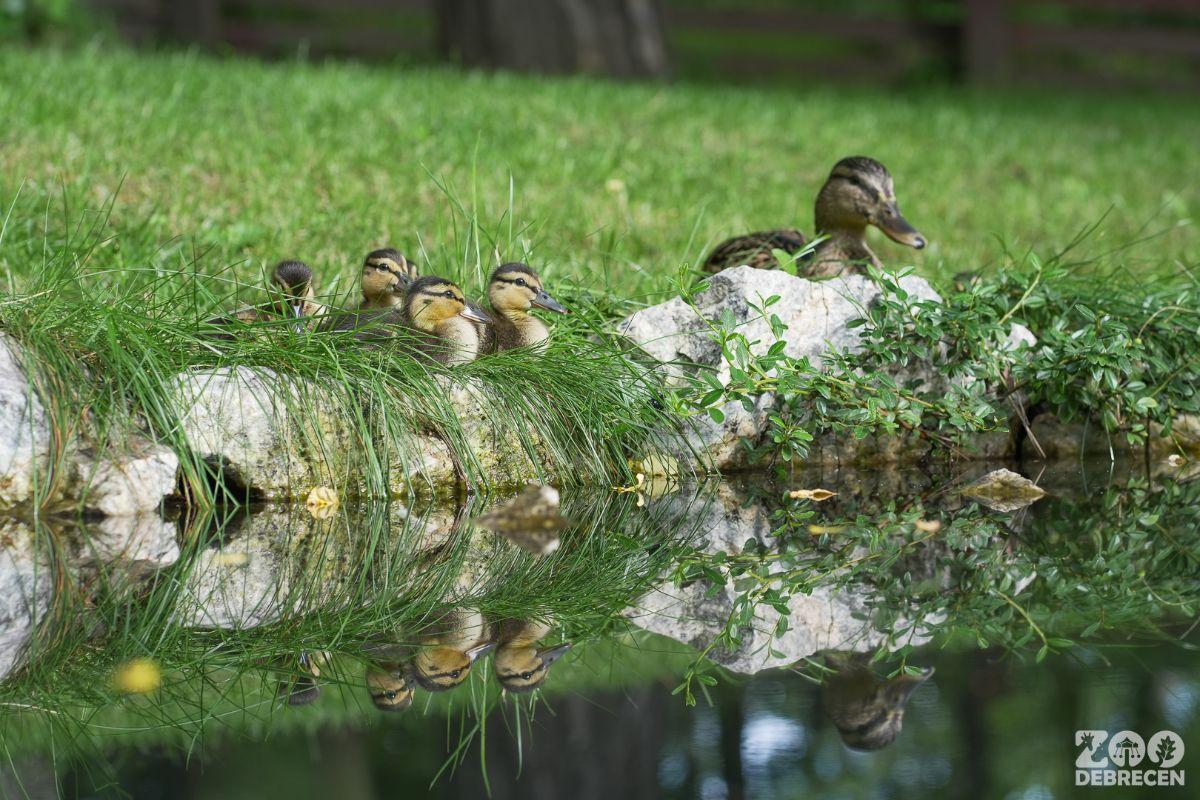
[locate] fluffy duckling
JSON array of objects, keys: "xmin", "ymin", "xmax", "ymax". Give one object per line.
[
  {"xmin": 492, "ymin": 619, "xmax": 571, "ymax": 693},
  {"xmin": 412, "ymin": 608, "xmax": 495, "ymax": 692},
  {"xmin": 210, "ymin": 260, "xmax": 323, "ymax": 332},
  {"xmin": 349, "ymin": 276, "xmax": 491, "ymax": 364},
  {"xmin": 478, "ymin": 263, "xmax": 569, "ymax": 353},
  {"xmin": 821, "ymin": 651, "xmax": 934, "ymax": 751},
  {"xmin": 398, "ymin": 276, "xmax": 493, "ymax": 364},
  {"xmin": 321, "ymin": 249, "xmax": 416, "ymax": 332},
  {"xmin": 365, "ymin": 661, "xmax": 414, "ymax": 712},
  {"xmin": 359, "ymin": 248, "xmax": 417, "ymax": 310},
  {"xmin": 703, "ymin": 157, "xmax": 926, "ymax": 278}
]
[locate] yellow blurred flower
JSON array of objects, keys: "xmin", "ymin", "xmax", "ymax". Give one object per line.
[
  {"xmin": 113, "ymin": 658, "xmax": 161, "ymax": 694},
  {"xmin": 306, "ymin": 486, "xmax": 340, "ymax": 519}
]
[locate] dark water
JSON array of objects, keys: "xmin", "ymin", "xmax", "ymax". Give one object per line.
[{"xmin": 1, "ymin": 460, "xmax": 1197, "ymax": 799}]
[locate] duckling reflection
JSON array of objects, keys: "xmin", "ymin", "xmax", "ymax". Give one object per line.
[
  {"xmin": 412, "ymin": 607, "xmax": 495, "ymax": 692},
  {"xmin": 473, "ymin": 483, "xmax": 569, "ymax": 556},
  {"xmin": 274, "ymin": 649, "xmax": 329, "ymax": 707},
  {"xmin": 365, "ymin": 660, "xmax": 414, "ymax": 712},
  {"xmin": 492, "ymin": 619, "xmax": 571, "ymax": 693},
  {"xmin": 821, "ymin": 651, "xmax": 933, "ymax": 750}
]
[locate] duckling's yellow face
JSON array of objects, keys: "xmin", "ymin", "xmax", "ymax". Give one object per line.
[
  {"xmin": 494, "ymin": 643, "xmax": 571, "ymax": 693},
  {"xmin": 817, "ymin": 158, "xmax": 926, "ymax": 250},
  {"xmin": 414, "ymin": 646, "xmax": 473, "ymax": 691},
  {"xmin": 488, "ymin": 266, "xmax": 569, "ymax": 315},
  {"xmin": 366, "ymin": 662, "xmax": 413, "ymax": 712},
  {"xmin": 361, "ymin": 255, "xmax": 411, "ymax": 304},
  {"xmin": 406, "ymin": 280, "xmax": 481, "ymax": 333}
]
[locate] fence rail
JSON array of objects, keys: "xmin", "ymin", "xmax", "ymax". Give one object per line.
[{"xmin": 83, "ymin": 0, "xmax": 1200, "ymax": 91}]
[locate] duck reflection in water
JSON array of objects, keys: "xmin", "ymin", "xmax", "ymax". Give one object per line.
[
  {"xmin": 365, "ymin": 659, "xmax": 414, "ymax": 712},
  {"xmin": 412, "ymin": 607, "xmax": 495, "ymax": 692},
  {"xmin": 274, "ymin": 649, "xmax": 330, "ymax": 707},
  {"xmin": 821, "ymin": 651, "xmax": 934, "ymax": 750},
  {"xmin": 493, "ymin": 619, "xmax": 571, "ymax": 693}
]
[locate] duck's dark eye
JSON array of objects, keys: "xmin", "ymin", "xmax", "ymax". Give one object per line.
[
  {"xmin": 450, "ymin": 670, "xmax": 461, "ymax": 679},
  {"xmin": 515, "ymin": 278, "xmax": 527, "ymax": 287},
  {"xmin": 385, "ymin": 691, "xmax": 396, "ymax": 700},
  {"xmin": 444, "ymin": 290, "xmax": 455, "ymax": 298},
  {"xmin": 521, "ymin": 671, "xmax": 533, "ymax": 680}
]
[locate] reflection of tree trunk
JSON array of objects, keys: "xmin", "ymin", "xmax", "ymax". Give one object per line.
[
  {"xmin": 435, "ymin": 0, "xmax": 670, "ymax": 78},
  {"xmin": 960, "ymin": 652, "xmax": 992, "ymax": 795},
  {"xmin": 717, "ymin": 682, "xmax": 745, "ymax": 800}
]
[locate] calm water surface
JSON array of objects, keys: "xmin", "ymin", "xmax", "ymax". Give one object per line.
[{"xmin": 0, "ymin": 459, "xmax": 1196, "ymax": 799}]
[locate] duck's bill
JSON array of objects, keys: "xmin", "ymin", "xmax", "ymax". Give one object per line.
[
  {"xmin": 532, "ymin": 290, "xmax": 570, "ymax": 314},
  {"xmin": 877, "ymin": 206, "xmax": 927, "ymax": 249},
  {"xmin": 466, "ymin": 641, "xmax": 497, "ymax": 663},
  {"xmin": 459, "ymin": 305, "xmax": 493, "ymax": 324},
  {"xmin": 536, "ymin": 642, "xmax": 572, "ymax": 667},
  {"xmin": 890, "ymin": 666, "xmax": 935, "ymax": 704}
]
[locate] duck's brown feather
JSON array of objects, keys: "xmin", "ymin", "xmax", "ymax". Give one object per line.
[{"xmin": 701, "ymin": 229, "xmax": 807, "ymax": 273}]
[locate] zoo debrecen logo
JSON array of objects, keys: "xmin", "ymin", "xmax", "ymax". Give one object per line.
[{"xmin": 1075, "ymin": 730, "xmax": 1185, "ymax": 787}]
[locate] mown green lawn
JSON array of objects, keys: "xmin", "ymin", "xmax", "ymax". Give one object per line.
[{"xmin": 0, "ymin": 46, "xmax": 1197, "ymax": 307}]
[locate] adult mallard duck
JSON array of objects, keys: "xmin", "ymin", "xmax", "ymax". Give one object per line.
[
  {"xmin": 477, "ymin": 263, "xmax": 569, "ymax": 353},
  {"xmin": 702, "ymin": 157, "xmax": 926, "ymax": 278},
  {"xmin": 206, "ymin": 260, "xmax": 324, "ymax": 336},
  {"xmin": 821, "ymin": 651, "xmax": 934, "ymax": 751}
]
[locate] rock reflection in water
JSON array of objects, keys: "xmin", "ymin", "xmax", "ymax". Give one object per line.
[
  {"xmin": 0, "ymin": 514, "xmax": 179, "ymax": 681},
  {"xmin": 629, "ymin": 480, "xmax": 932, "ymax": 674}
]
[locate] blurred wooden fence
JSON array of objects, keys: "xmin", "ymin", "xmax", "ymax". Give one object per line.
[{"xmin": 84, "ymin": 0, "xmax": 1200, "ymax": 90}]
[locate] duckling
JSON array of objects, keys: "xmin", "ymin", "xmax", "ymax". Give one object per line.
[
  {"xmin": 274, "ymin": 649, "xmax": 329, "ymax": 707},
  {"xmin": 399, "ymin": 276, "xmax": 493, "ymax": 364},
  {"xmin": 412, "ymin": 607, "xmax": 495, "ymax": 692},
  {"xmin": 208, "ymin": 260, "xmax": 324, "ymax": 333},
  {"xmin": 821, "ymin": 651, "xmax": 934, "ymax": 751},
  {"xmin": 359, "ymin": 248, "xmax": 416, "ymax": 310},
  {"xmin": 478, "ymin": 263, "xmax": 569, "ymax": 353},
  {"xmin": 703, "ymin": 157, "xmax": 926, "ymax": 278},
  {"xmin": 320, "ymin": 249, "xmax": 415, "ymax": 332},
  {"xmin": 492, "ymin": 619, "xmax": 571, "ymax": 693},
  {"xmin": 365, "ymin": 661, "xmax": 414, "ymax": 712}
]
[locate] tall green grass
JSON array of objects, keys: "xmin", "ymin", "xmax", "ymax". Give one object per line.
[{"xmin": 0, "ymin": 182, "xmax": 680, "ymax": 508}]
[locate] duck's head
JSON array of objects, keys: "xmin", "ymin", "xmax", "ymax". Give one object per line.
[
  {"xmin": 494, "ymin": 642, "xmax": 571, "ymax": 694},
  {"xmin": 365, "ymin": 661, "xmax": 414, "ymax": 712},
  {"xmin": 487, "ymin": 263, "xmax": 570, "ymax": 316},
  {"xmin": 404, "ymin": 276, "xmax": 492, "ymax": 333},
  {"xmin": 825, "ymin": 662, "xmax": 934, "ymax": 751},
  {"xmin": 814, "ymin": 157, "xmax": 926, "ymax": 250},
  {"xmin": 362, "ymin": 248, "xmax": 414, "ymax": 306},
  {"xmin": 413, "ymin": 642, "xmax": 495, "ymax": 692},
  {"xmin": 270, "ymin": 260, "xmax": 316, "ymax": 318}
]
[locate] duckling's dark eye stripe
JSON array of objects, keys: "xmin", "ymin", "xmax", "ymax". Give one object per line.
[{"xmin": 495, "ymin": 276, "xmax": 535, "ymax": 287}]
